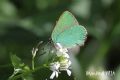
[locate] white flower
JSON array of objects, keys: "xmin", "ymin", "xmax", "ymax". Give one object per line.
[
  {"xmin": 66, "ymin": 60, "xmax": 72, "ymax": 76},
  {"xmin": 50, "ymin": 62, "xmax": 60, "ymax": 79},
  {"xmin": 56, "ymin": 51, "xmax": 70, "ymax": 58},
  {"xmin": 60, "ymin": 59, "xmax": 72, "ymax": 76},
  {"xmin": 49, "ymin": 60, "xmax": 72, "ymax": 79},
  {"xmin": 66, "ymin": 69, "xmax": 71, "ymax": 76},
  {"xmin": 49, "ymin": 43, "xmax": 72, "ymax": 79},
  {"xmin": 56, "ymin": 43, "xmax": 69, "ymax": 58}
]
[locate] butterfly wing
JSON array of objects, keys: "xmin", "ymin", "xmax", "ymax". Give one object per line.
[{"xmin": 52, "ymin": 11, "xmax": 87, "ymax": 48}]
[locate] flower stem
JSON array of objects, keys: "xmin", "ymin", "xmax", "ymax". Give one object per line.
[
  {"xmin": 9, "ymin": 66, "xmax": 46, "ymax": 80},
  {"xmin": 32, "ymin": 56, "xmax": 35, "ymax": 70}
]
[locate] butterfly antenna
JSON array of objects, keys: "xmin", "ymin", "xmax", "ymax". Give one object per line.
[{"xmin": 36, "ymin": 41, "xmax": 43, "ymax": 48}]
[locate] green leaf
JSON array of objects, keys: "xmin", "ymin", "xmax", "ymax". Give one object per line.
[
  {"xmin": 10, "ymin": 54, "xmax": 25, "ymax": 69},
  {"xmin": 9, "ymin": 54, "xmax": 32, "ymax": 80},
  {"xmin": 22, "ymin": 73, "xmax": 34, "ymax": 80}
]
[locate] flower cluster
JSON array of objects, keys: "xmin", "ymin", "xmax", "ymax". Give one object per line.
[{"xmin": 49, "ymin": 43, "xmax": 72, "ymax": 79}]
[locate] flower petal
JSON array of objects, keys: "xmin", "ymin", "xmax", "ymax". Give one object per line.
[
  {"xmin": 56, "ymin": 52, "xmax": 62, "ymax": 57},
  {"xmin": 64, "ymin": 53, "xmax": 70, "ymax": 58},
  {"xmin": 55, "ymin": 71, "xmax": 58, "ymax": 78},
  {"xmin": 56, "ymin": 43, "xmax": 62, "ymax": 49},
  {"xmin": 67, "ymin": 69, "xmax": 71, "ymax": 76},
  {"xmin": 50, "ymin": 71, "xmax": 56, "ymax": 79},
  {"xmin": 68, "ymin": 60, "xmax": 72, "ymax": 66},
  {"xmin": 55, "ymin": 62, "xmax": 60, "ymax": 69}
]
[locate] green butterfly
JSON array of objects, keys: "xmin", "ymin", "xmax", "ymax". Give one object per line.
[{"xmin": 51, "ymin": 11, "xmax": 87, "ymax": 48}]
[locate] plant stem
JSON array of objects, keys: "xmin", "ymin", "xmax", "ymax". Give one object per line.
[
  {"xmin": 10, "ymin": 66, "xmax": 46, "ymax": 80},
  {"xmin": 32, "ymin": 56, "xmax": 35, "ymax": 70}
]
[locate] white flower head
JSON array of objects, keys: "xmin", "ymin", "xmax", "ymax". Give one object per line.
[
  {"xmin": 60, "ymin": 59, "xmax": 72, "ymax": 76},
  {"xmin": 49, "ymin": 43, "xmax": 72, "ymax": 79},
  {"xmin": 55, "ymin": 43, "xmax": 69, "ymax": 58},
  {"xmin": 50, "ymin": 62, "xmax": 60, "ymax": 79}
]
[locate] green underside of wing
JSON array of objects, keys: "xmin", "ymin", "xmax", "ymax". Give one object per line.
[
  {"xmin": 53, "ymin": 25, "xmax": 87, "ymax": 48},
  {"xmin": 51, "ymin": 11, "xmax": 87, "ymax": 48},
  {"xmin": 52, "ymin": 11, "xmax": 79, "ymax": 42}
]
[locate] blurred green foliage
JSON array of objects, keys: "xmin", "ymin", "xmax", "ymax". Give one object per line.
[{"xmin": 0, "ymin": 0, "xmax": 120, "ymax": 80}]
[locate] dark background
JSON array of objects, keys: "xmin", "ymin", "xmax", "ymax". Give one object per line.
[{"xmin": 0, "ymin": 0, "xmax": 120, "ymax": 80}]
